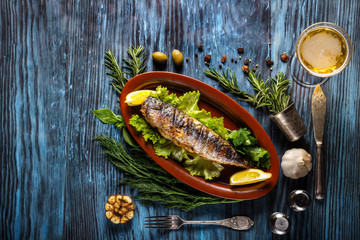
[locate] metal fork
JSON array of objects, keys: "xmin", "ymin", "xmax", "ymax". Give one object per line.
[{"xmin": 145, "ymin": 215, "xmax": 254, "ymax": 230}]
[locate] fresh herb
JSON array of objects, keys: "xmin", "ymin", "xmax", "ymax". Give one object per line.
[
  {"xmin": 104, "ymin": 50, "xmax": 127, "ymax": 94},
  {"xmin": 94, "ymin": 135, "xmax": 241, "ymax": 211},
  {"xmin": 92, "ymin": 108, "xmax": 125, "ymax": 128},
  {"xmin": 105, "ymin": 46, "xmax": 147, "ymax": 94},
  {"xmin": 205, "ymin": 68, "xmax": 291, "ymax": 114},
  {"xmin": 204, "ymin": 68, "xmax": 244, "ymax": 96},
  {"xmin": 228, "ymin": 128, "xmax": 270, "ymax": 169},
  {"xmin": 123, "ymin": 45, "xmax": 147, "ymax": 78}
]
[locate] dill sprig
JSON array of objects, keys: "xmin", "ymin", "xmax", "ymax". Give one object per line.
[
  {"xmin": 94, "ymin": 135, "xmax": 241, "ymax": 212},
  {"xmin": 205, "ymin": 68, "xmax": 291, "ymax": 115},
  {"xmin": 104, "ymin": 46, "xmax": 147, "ymax": 94}
]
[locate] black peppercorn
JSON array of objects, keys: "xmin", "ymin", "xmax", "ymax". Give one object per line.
[{"xmin": 237, "ymin": 47, "xmax": 244, "ymax": 54}]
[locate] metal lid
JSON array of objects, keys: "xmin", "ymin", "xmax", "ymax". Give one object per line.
[
  {"xmin": 288, "ymin": 190, "xmax": 312, "ymax": 211},
  {"xmin": 269, "ymin": 212, "xmax": 290, "ymax": 235}
]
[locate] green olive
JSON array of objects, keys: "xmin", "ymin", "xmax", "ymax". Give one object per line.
[
  {"xmin": 172, "ymin": 49, "xmax": 184, "ymax": 67},
  {"xmin": 152, "ymin": 52, "xmax": 168, "ymax": 65}
]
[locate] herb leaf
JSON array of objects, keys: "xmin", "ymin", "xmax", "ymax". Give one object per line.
[
  {"xmin": 104, "ymin": 50, "xmax": 128, "ymax": 94},
  {"xmin": 204, "ymin": 67, "xmax": 245, "ymax": 96},
  {"xmin": 105, "ymin": 46, "xmax": 147, "ymax": 94},
  {"xmin": 123, "ymin": 45, "xmax": 147, "ymax": 78},
  {"xmin": 92, "ymin": 108, "xmax": 125, "ymax": 128}
]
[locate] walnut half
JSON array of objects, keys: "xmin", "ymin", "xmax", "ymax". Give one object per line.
[{"xmin": 105, "ymin": 194, "xmax": 135, "ymax": 224}]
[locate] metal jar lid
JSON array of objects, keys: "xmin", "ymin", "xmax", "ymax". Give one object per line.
[
  {"xmin": 269, "ymin": 212, "xmax": 290, "ymax": 235},
  {"xmin": 288, "ymin": 190, "xmax": 312, "ymax": 211}
]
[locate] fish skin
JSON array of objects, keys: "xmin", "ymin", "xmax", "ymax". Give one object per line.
[{"xmin": 140, "ymin": 96, "xmax": 250, "ymax": 168}]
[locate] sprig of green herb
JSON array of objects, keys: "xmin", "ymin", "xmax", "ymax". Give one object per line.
[
  {"xmin": 123, "ymin": 45, "xmax": 147, "ymax": 78},
  {"xmin": 204, "ymin": 67, "xmax": 244, "ymax": 96},
  {"xmin": 205, "ymin": 68, "xmax": 291, "ymax": 114},
  {"xmin": 104, "ymin": 50, "xmax": 128, "ymax": 94},
  {"xmin": 95, "ymin": 135, "xmax": 241, "ymax": 211},
  {"xmin": 104, "ymin": 46, "xmax": 147, "ymax": 94}
]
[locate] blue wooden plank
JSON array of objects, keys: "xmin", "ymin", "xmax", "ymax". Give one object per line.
[{"xmin": 0, "ymin": 0, "xmax": 359, "ymax": 239}]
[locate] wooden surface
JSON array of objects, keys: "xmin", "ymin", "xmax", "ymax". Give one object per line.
[{"xmin": 1, "ymin": 0, "xmax": 359, "ymax": 239}]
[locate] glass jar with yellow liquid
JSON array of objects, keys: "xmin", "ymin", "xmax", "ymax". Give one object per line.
[{"xmin": 290, "ymin": 22, "xmax": 352, "ymax": 87}]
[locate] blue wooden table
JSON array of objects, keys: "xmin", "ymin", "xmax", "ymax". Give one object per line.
[{"xmin": 1, "ymin": 0, "xmax": 359, "ymax": 239}]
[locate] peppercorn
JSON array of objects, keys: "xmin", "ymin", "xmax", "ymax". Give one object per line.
[
  {"xmin": 244, "ymin": 58, "xmax": 249, "ymax": 65},
  {"xmin": 195, "ymin": 53, "xmax": 198, "ymax": 57},
  {"xmin": 235, "ymin": 60, "xmax": 237, "ymax": 64},
  {"xmin": 204, "ymin": 55, "xmax": 211, "ymax": 63},
  {"xmin": 219, "ymin": 64, "xmax": 222, "ymax": 69},
  {"xmin": 205, "ymin": 62, "xmax": 210, "ymax": 66},
  {"xmin": 280, "ymin": 52, "xmax": 289, "ymax": 63},
  {"xmin": 266, "ymin": 58, "xmax": 274, "ymax": 67},
  {"xmin": 186, "ymin": 57, "xmax": 189, "ymax": 62},
  {"xmin": 198, "ymin": 44, "xmax": 203, "ymax": 51},
  {"xmin": 237, "ymin": 47, "xmax": 244, "ymax": 54},
  {"xmin": 256, "ymin": 64, "xmax": 259, "ymax": 68},
  {"xmin": 270, "ymin": 67, "xmax": 273, "ymax": 71},
  {"xmin": 221, "ymin": 55, "xmax": 227, "ymax": 63},
  {"xmin": 231, "ymin": 58, "xmax": 234, "ymax": 62},
  {"xmin": 242, "ymin": 65, "xmax": 249, "ymax": 74}
]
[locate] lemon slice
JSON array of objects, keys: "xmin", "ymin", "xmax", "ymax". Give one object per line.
[
  {"xmin": 230, "ymin": 169, "xmax": 272, "ymax": 185},
  {"xmin": 125, "ymin": 90, "xmax": 156, "ymax": 106}
]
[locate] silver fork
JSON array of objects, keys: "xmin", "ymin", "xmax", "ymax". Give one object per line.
[{"xmin": 145, "ymin": 215, "xmax": 254, "ymax": 230}]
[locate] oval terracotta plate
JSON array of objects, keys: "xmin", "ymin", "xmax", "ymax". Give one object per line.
[{"xmin": 120, "ymin": 72, "xmax": 279, "ymax": 200}]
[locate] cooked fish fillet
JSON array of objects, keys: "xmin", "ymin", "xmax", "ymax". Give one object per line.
[{"xmin": 140, "ymin": 96, "xmax": 250, "ymax": 168}]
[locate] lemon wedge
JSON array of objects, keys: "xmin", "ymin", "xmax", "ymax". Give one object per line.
[
  {"xmin": 125, "ymin": 90, "xmax": 156, "ymax": 106},
  {"xmin": 230, "ymin": 169, "xmax": 272, "ymax": 185}
]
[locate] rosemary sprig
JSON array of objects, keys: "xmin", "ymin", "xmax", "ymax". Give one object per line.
[
  {"xmin": 104, "ymin": 46, "xmax": 147, "ymax": 94},
  {"xmin": 204, "ymin": 67, "xmax": 244, "ymax": 96},
  {"xmin": 95, "ymin": 135, "xmax": 241, "ymax": 211},
  {"xmin": 205, "ymin": 68, "xmax": 291, "ymax": 115},
  {"xmin": 105, "ymin": 50, "xmax": 127, "ymax": 94},
  {"xmin": 123, "ymin": 45, "xmax": 147, "ymax": 78}
]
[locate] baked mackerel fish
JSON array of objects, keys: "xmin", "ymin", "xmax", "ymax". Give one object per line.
[{"xmin": 140, "ymin": 96, "xmax": 250, "ymax": 168}]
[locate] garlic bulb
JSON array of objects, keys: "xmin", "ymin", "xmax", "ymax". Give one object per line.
[{"xmin": 281, "ymin": 148, "xmax": 312, "ymax": 179}]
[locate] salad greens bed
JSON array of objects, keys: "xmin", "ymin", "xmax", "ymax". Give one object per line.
[{"xmin": 129, "ymin": 86, "xmax": 270, "ymax": 180}]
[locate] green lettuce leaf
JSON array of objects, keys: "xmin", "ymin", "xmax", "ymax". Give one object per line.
[
  {"xmin": 129, "ymin": 114, "xmax": 166, "ymax": 144},
  {"xmin": 151, "ymin": 86, "xmax": 179, "ymax": 105},
  {"xmin": 184, "ymin": 156, "xmax": 224, "ymax": 180},
  {"xmin": 176, "ymin": 90, "xmax": 201, "ymax": 114},
  {"xmin": 154, "ymin": 140, "xmax": 174, "ymax": 158}
]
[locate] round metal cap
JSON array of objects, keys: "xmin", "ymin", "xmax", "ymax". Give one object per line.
[
  {"xmin": 269, "ymin": 212, "xmax": 290, "ymax": 235},
  {"xmin": 288, "ymin": 189, "xmax": 312, "ymax": 211}
]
